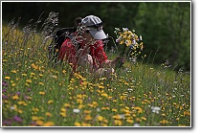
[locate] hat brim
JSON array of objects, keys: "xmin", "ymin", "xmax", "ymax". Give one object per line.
[{"xmin": 89, "ymin": 30, "xmax": 107, "ymax": 40}]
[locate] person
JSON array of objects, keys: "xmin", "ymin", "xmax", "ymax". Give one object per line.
[
  {"xmin": 58, "ymin": 15, "xmax": 124, "ymax": 78},
  {"xmin": 48, "ymin": 17, "xmax": 82, "ymax": 61}
]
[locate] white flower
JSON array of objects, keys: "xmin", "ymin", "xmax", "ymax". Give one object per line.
[
  {"xmin": 116, "ymin": 36, "xmax": 122, "ymax": 43},
  {"xmin": 115, "ymin": 28, "xmax": 121, "ymax": 31},
  {"xmin": 73, "ymin": 109, "xmax": 80, "ymax": 113},
  {"xmin": 139, "ymin": 35, "xmax": 142, "ymax": 41},
  {"xmin": 132, "ymin": 39, "xmax": 136, "ymax": 45},
  {"xmin": 119, "ymin": 114, "xmax": 125, "ymax": 119},
  {"xmin": 96, "ymin": 108, "xmax": 101, "ymax": 112},
  {"xmin": 133, "ymin": 123, "xmax": 140, "ymax": 127},
  {"xmin": 127, "ymin": 88, "xmax": 133, "ymax": 91},
  {"xmin": 125, "ymin": 40, "xmax": 129, "ymax": 45},
  {"xmin": 151, "ymin": 106, "xmax": 161, "ymax": 114},
  {"xmin": 122, "ymin": 28, "xmax": 128, "ymax": 31},
  {"xmin": 10, "ymin": 106, "xmax": 15, "ymax": 110}
]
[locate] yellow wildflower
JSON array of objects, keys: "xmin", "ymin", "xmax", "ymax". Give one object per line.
[
  {"xmin": 39, "ymin": 91, "xmax": 45, "ymax": 95},
  {"xmin": 36, "ymin": 120, "xmax": 44, "ymax": 126},
  {"xmin": 45, "ymin": 112, "xmax": 53, "ymax": 117},
  {"xmin": 84, "ymin": 115, "xmax": 92, "ymax": 121},
  {"xmin": 74, "ymin": 122, "xmax": 81, "ymax": 126},
  {"xmin": 12, "ymin": 95, "xmax": 19, "ymax": 100},
  {"xmin": 48, "ymin": 100, "xmax": 54, "ymax": 104},
  {"xmin": 96, "ymin": 115, "xmax": 104, "ymax": 121},
  {"xmin": 5, "ymin": 76, "xmax": 11, "ymax": 80},
  {"xmin": 114, "ymin": 120, "xmax": 122, "ymax": 126},
  {"xmin": 44, "ymin": 121, "xmax": 54, "ymax": 126}
]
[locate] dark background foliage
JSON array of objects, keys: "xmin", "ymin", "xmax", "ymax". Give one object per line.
[{"xmin": 2, "ymin": 2, "xmax": 191, "ymax": 71}]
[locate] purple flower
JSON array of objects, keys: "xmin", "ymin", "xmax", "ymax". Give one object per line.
[
  {"xmin": 16, "ymin": 92, "xmax": 21, "ymax": 95},
  {"xmin": 24, "ymin": 96, "xmax": 29, "ymax": 100},
  {"xmin": 13, "ymin": 116, "xmax": 23, "ymax": 123},
  {"xmin": 2, "ymin": 81, "xmax": 8, "ymax": 87},
  {"xmin": 27, "ymin": 88, "xmax": 31, "ymax": 92},
  {"xmin": 30, "ymin": 121, "xmax": 37, "ymax": 126},
  {"xmin": 2, "ymin": 95, "xmax": 8, "ymax": 99},
  {"xmin": 2, "ymin": 120, "xmax": 12, "ymax": 126},
  {"xmin": 2, "ymin": 89, "xmax": 7, "ymax": 93}
]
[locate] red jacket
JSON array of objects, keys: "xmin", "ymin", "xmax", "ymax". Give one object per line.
[{"xmin": 58, "ymin": 37, "xmax": 108, "ymax": 70}]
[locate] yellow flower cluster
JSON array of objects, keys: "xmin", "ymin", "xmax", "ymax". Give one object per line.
[
  {"xmin": 114, "ymin": 27, "xmax": 144, "ymax": 57},
  {"xmin": 115, "ymin": 28, "xmax": 143, "ymax": 48}
]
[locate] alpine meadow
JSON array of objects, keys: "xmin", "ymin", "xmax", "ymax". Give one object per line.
[{"xmin": 1, "ymin": 2, "xmax": 191, "ymax": 127}]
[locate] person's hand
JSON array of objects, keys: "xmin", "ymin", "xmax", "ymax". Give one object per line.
[
  {"xmin": 104, "ymin": 56, "xmax": 125, "ymax": 68},
  {"xmin": 119, "ymin": 56, "xmax": 125, "ymax": 64},
  {"xmin": 110, "ymin": 56, "xmax": 125, "ymax": 68},
  {"xmin": 114, "ymin": 56, "xmax": 125, "ymax": 65}
]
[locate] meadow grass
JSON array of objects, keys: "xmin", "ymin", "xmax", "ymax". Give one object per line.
[{"xmin": 1, "ymin": 22, "xmax": 191, "ymax": 127}]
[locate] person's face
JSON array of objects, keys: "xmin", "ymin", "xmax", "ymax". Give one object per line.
[{"xmin": 83, "ymin": 30, "xmax": 93, "ymax": 42}]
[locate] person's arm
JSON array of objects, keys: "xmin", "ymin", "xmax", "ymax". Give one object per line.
[
  {"xmin": 94, "ymin": 40, "xmax": 125, "ymax": 68},
  {"xmin": 103, "ymin": 57, "xmax": 125, "ymax": 68}
]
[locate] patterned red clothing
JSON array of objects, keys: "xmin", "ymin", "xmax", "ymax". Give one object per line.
[
  {"xmin": 58, "ymin": 37, "xmax": 108, "ymax": 69},
  {"xmin": 58, "ymin": 38, "xmax": 76, "ymax": 64}
]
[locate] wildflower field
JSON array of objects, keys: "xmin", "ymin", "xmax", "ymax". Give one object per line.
[{"xmin": 1, "ymin": 22, "xmax": 191, "ymax": 127}]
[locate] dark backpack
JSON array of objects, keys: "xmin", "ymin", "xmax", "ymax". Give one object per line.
[{"xmin": 48, "ymin": 27, "xmax": 76, "ymax": 62}]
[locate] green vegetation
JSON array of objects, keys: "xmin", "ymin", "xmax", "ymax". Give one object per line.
[
  {"xmin": 2, "ymin": 2, "xmax": 191, "ymax": 70},
  {"xmin": 2, "ymin": 20, "xmax": 190, "ymax": 127}
]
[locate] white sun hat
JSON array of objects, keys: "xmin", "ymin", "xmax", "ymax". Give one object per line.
[{"xmin": 81, "ymin": 15, "xmax": 107, "ymax": 40}]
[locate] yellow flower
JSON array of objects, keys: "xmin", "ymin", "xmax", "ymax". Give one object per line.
[
  {"xmin": 74, "ymin": 122, "xmax": 81, "ymax": 126},
  {"xmin": 22, "ymin": 73, "xmax": 27, "ymax": 76},
  {"xmin": 119, "ymin": 33, "xmax": 123, "ymax": 37},
  {"xmin": 112, "ymin": 108, "xmax": 118, "ymax": 112},
  {"xmin": 39, "ymin": 82, "xmax": 44, "ymax": 86},
  {"xmin": 12, "ymin": 95, "xmax": 19, "ymax": 100},
  {"xmin": 78, "ymin": 104, "xmax": 85, "ymax": 109},
  {"xmin": 36, "ymin": 120, "xmax": 44, "ymax": 126},
  {"xmin": 5, "ymin": 76, "xmax": 11, "ymax": 80},
  {"xmin": 136, "ymin": 118, "xmax": 141, "ymax": 122},
  {"xmin": 30, "ymin": 72, "xmax": 35, "ymax": 77},
  {"xmin": 31, "ymin": 63, "xmax": 39, "ymax": 70},
  {"xmin": 119, "ymin": 40, "xmax": 125, "ymax": 45},
  {"xmin": 81, "ymin": 122, "xmax": 91, "ymax": 126},
  {"xmin": 76, "ymin": 99, "xmax": 83, "ymax": 104},
  {"xmin": 45, "ymin": 112, "xmax": 53, "ymax": 117},
  {"xmin": 64, "ymin": 103, "xmax": 70, "ymax": 107},
  {"xmin": 44, "ymin": 121, "xmax": 54, "ymax": 126},
  {"xmin": 141, "ymin": 117, "xmax": 147, "ymax": 121},
  {"xmin": 48, "ymin": 100, "xmax": 54, "ymax": 104},
  {"xmin": 17, "ymin": 109, "xmax": 23, "ymax": 114},
  {"xmin": 184, "ymin": 111, "xmax": 190, "ymax": 116},
  {"xmin": 32, "ymin": 107, "xmax": 39, "ymax": 112},
  {"xmin": 39, "ymin": 91, "xmax": 45, "ymax": 95},
  {"xmin": 84, "ymin": 115, "xmax": 92, "ymax": 121},
  {"xmin": 61, "ymin": 108, "xmax": 66, "ymax": 112},
  {"xmin": 12, "ymin": 83, "xmax": 16, "ymax": 87},
  {"xmin": 114, "ymin": 120, "xmax": 122, "ymax": 126},
  {"xmin": 126, "ymin": 119, "xmax": 134, "ymax": 124},
  {"xmin": 112, "ymin": 115, "xmax": 121, "ymax": 120},
  {"xmin": 92, "ymin": 101, "xmax": 98, "ymax": 107},
  {"xmin": 62, "ymin": 70, "xmax": 66, "ymax": 74},
  {"xmin": 84, "ymin": 110, "xmax": 91, "ymax": 114},
  {"xmin": 32, "ymin": 116, "xmax": 39, "ymax": 121},
  {"xmin": 134, "ymin": 107, "xmax": 143, "ymax": 114},
  {"xmin": 96, "ymin": 115, "xmax": 104, "ymax": 121},
  {"xmin": 101, "ymin": 107, "xmax": 110, "ymax": 110},
  {"xmin": 160, "ymin": 120, "xmax": 169, "ymax": 124},
  {"xmin": 26, "ymin": 79, "xmax": 32, "ymax": 84},
  {"xmin": 125, "ymin": 40, "xmax": 132, "ymax": 46},
  {"xmin": 18, "ymin": 101, "xmax": 27, "ymax": 106},
  {"xmin": 60, "ymin": 112, "xmax": 67, "ymax": 117},
  {"xmin": 11, "ymin": 70, "xmax": 17, "ymax": 74},
  {"xmin": 101, "ymin": 93, "xmax": 108, "ymax": 98}
]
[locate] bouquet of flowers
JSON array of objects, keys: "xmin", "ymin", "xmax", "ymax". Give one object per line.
[{"xmin": 114, "ymin": 27, "xmax": 144, "ymax": 68}]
